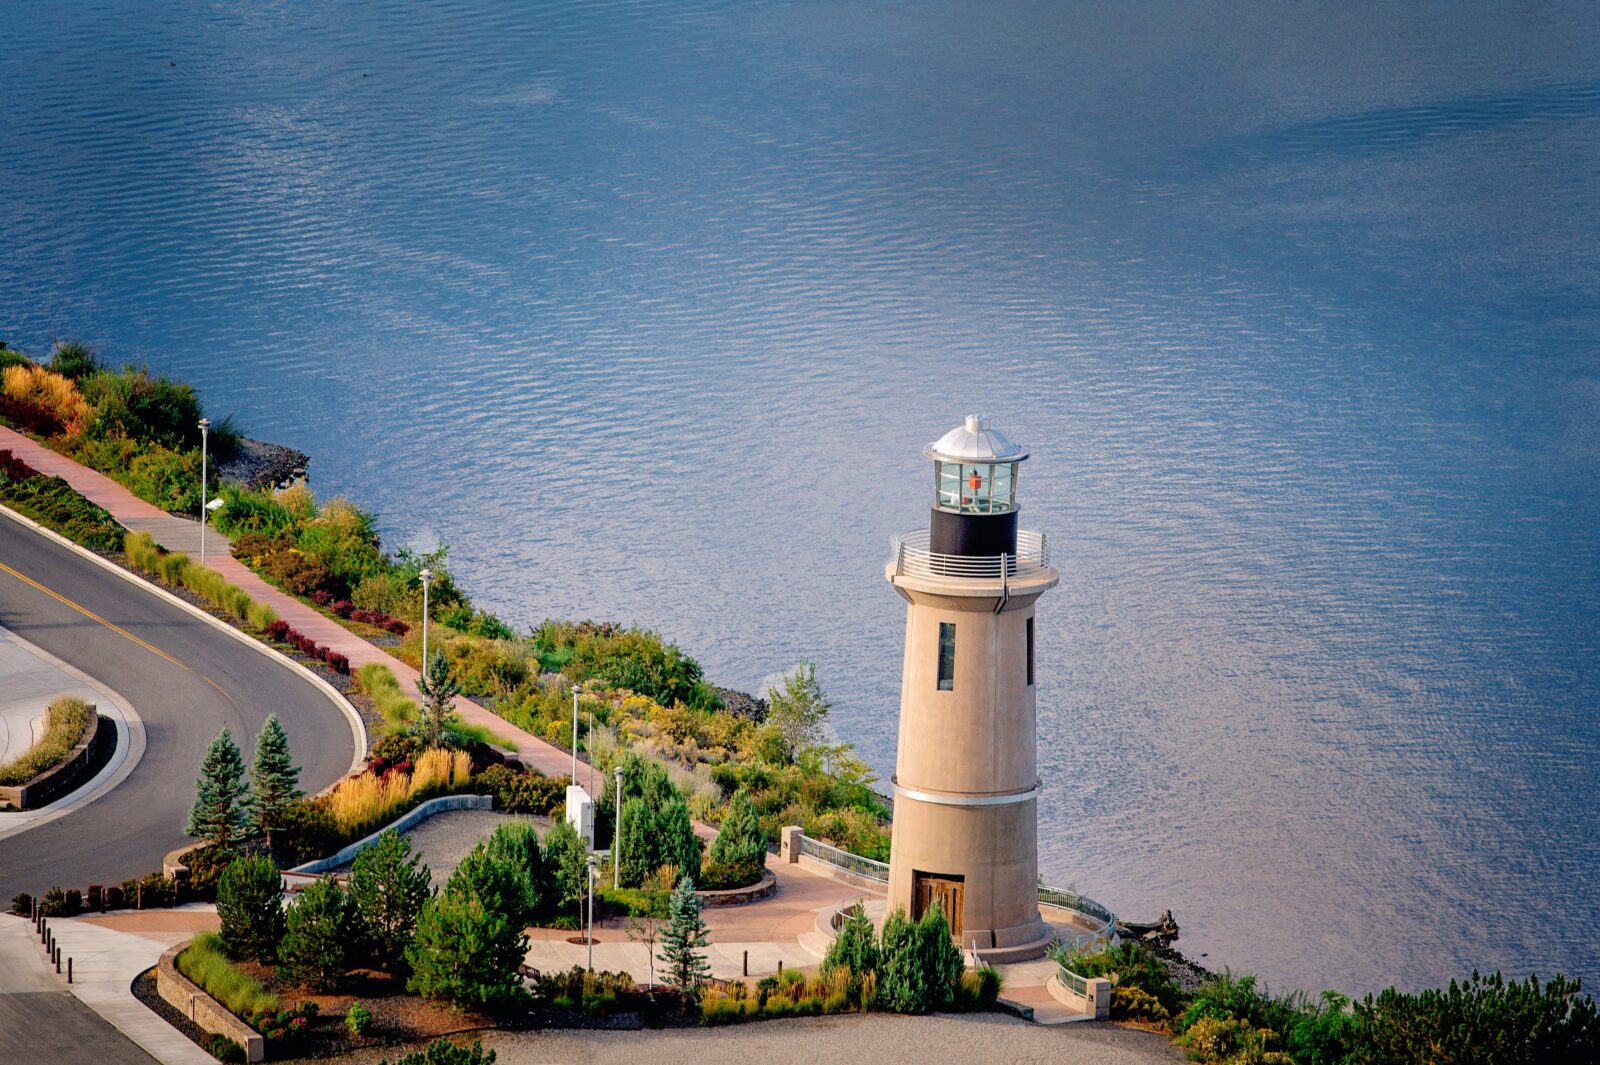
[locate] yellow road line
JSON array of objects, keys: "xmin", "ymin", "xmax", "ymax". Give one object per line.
[{"xmin": 0, "ymin": 558, "xmax": 235, "ymax": 704}]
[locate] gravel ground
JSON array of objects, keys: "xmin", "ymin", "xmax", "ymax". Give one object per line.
[
  {"xmin": 288, "ymin": 1013, "xmax": 1185, "ymax": 1065},
  {"xmin": 330, "ymin": 808, "xmax": 540, "ymax": 890}
]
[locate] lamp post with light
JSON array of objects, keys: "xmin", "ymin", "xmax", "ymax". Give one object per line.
[
  {"xmin": 419, "ymin": 567, "xmax": 432, "ymax": 668},
  {"xmin": 571, "ymin": 684, "xmax": 581, "ymax": 785},
  {"xmin": 198, "ymin": 417, "xmax": 210, "ymax": 563},
  {"xmin": 614, "ymin": 764, "xmax": 624, "ymax": 889},
  {"xmin": 586, "ymin": 853, "xmax": 598, "ymax": 972}
]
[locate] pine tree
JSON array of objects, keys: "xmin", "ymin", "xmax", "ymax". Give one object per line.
[
  {"xmin": 657, "ymin": 875, "xmax": 711, "ymax": 990},
  {"xmin": 822, "ymin": 902, "xmax": 879, "ymax": 996},
  {"xmin": 348, "ymin": 829, "xmax": 431, "ymax": 972},
  {"xmin": 617, "ymin": 796, "xmax": 655, "ymax": 887},
  {"xmin": 216, "ymin": 855, "xmax": 285, "ymax": 962},
  {"xmin": 248, "ymin": 714, "xmax": 302, "ymax": 854},
  {"xmin": 415, "ymin": 650, "xmax": 461, "ymax": 748},
  {"xmin": 542, "ymin": 817, "xmax": 588, "ymax": 922},
  {"xmin": 656, "ymin": 794, "xmax": 701, "ymax": 882},
  {"xmin": 188, "ymin": 728, "xmax": 249, "ymax": 853},
  {"xmin": 278, "ymin": 877, "xmax": 353, "ymax": 990},
  {"xmin": 406, "ymin": 892, "xmax": 527, "ymax": 1007},
  {"xmin": 708, "ymin": 788, "xmax": 766, "ymax": 869}
]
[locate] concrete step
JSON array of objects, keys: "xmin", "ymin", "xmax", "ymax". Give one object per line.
[{"xmin": 796, "ymin": 930, "xmax": 832, "ymax": 960}]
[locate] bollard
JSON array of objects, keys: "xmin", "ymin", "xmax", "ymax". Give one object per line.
[
  {"xmin": 136, "ymin": 884, "xmax": 143, "ymax": 911},
  {"xmin": 743, "ymin": 950, "xmax": 748, "ymax": 977},
  {"xmin": 67, "ymin": 957, "xmax": 72, "ymax": 984},
  {"xmin": 777, "ymin": 959, "xmax": 783, "ymax": 976},
  {"xmin": 54, "ymin": 946, "xmax": 61, "ymax": 974}
]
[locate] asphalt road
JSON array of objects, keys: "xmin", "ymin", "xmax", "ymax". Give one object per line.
[{"xmin": 0, "ymin": 506, "xmax": 357, "ymax": 900}]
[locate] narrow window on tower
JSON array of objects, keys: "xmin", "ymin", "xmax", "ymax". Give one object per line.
[
  {"xmin": 937, "ymin": 622, "xmax": 956, "ymax": 691},
  {"xmin": 1026, "ymin": 616, "xmax": 1035, "ymax": 686}
]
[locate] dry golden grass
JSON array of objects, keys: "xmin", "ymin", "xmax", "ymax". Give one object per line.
[
  {"xmin": 2, "ymin": 363, "xmax": 92, "ymax": 433},
  {"xmin": 325, "ymin": 747, "xmax": 472, "ymax": 839}
]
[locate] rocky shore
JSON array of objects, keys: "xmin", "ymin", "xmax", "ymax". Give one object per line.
[{"xmin": 218, "ymin": 436, "xmax": 308, "ymax": 490}]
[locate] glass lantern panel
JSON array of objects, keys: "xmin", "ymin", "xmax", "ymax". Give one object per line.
[
  {"xmin": 936, "ymin": 461, "xmax": 963, "ymax": 509},
  {"xmin": 991, "ymin": 462, "xmax": 1015, "ymax": 512}
]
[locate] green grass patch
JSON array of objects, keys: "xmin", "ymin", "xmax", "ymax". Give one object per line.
[
  {"xmin": 0, "ymin": 696, "xmax": 91, "ymax": 786},
  {"xmin": 176, "ymin": 933, "xmax": 279, "ymax": 1019}
]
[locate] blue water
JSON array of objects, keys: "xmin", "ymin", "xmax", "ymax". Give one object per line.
[{"xmin": 3, "ymin": 2, "xmax": 1597, "ymax": 995}]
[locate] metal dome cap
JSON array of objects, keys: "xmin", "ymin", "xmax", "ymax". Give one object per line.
[{"xmin": 923, "ymin": 414, "xmax": 1029, "ymax": 464}]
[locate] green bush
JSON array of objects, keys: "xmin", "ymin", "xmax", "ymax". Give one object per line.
[
  {"xmin": 378, "ymin": 1038, "xmax": 496, "ymax": 1065},
  {"xmin": 201, "ymin": 1032, "xmax": 246, "ymax": 1063},
  {"xmin": 277, "ymin": 878, "xmax": 353, "ymax": 990},
  {"xmin": 475, "ymin": 764, "xmax": 565, "ymax": 815},
  {"xmin": 0, "ymin": 696, "xmax": 91, "ymax": 786},
  {"xmin": 447, "ymin": 844, "xmax": 537, "ymax": 927},
  {"xmin": 77, "ymin": 364, "xmax": 203, "ymax": 450},
  {"xmin": 177, "ymin": 933, "xmax": 279, "ymax": 1018},
  {"xmin": 0, "ymin": 456, "xmax": 125, "ymax": 552},
  {"xmin": 1067, "ymin": 941, "xmax": 1187, "ymax": 1018},
  {"xmin": 876, "ymin": 904, "xmax": 964, "ymax": 1014},
  {"xmin": 215, "ymin": 856, "xmax": 285, "ymax": 962},
  {"xmin": 348, "ymin": 829, "xmax": 431, "ymax": 972},
  {"xmin": 405, "ymin": 892, "xmax": 527, "ymax": 1008},
  {"xmin": 124, "ymin": 445, "xmax": 202, "ymax": 512},
  {"xmin": 345, "ymin": 1001, "xmax": 373, "ymax": 1036},
  {"xmin": 707, "ymin": 788, "xmax": 767, "ymax": 870},
  {"xmin": 1352, "ymin": 971, "xmax": 1598, "ymax": 1065},
  {"xmin": 822, "ymin": 904, "xmax": 879, "ymax": 996},
  {"xmin": 957, "ymin": 966, "xmax": 1003, "ymax": 1011}
]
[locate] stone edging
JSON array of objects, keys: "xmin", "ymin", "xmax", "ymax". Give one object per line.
[
  {"xmin": 697, "ymin": 867, "xmax": 778, "ymax": 907},
  {"xmin": 156, "ymin": 941, "xmax": 265, "ymax": 1063},
  {"xmin": 0, "ymin": 703, "xmax": 103, "ymax": 809},
  {"xmin": 289, "ymin": 793, "xmax": 495, "ymax": 875}
]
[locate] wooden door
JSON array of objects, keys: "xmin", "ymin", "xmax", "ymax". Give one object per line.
[{"xmin": 912, "ymin": 872, "xmax": 965, "ymax": 941}]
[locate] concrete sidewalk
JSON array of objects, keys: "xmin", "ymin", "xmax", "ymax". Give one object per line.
[
  {"xmin": 0, "ymin": 625, "xmax": 97, "ymax": 765},
  {"xmin": 2, "ymin": 909, "xmax": 217, "ymax": 1064}
]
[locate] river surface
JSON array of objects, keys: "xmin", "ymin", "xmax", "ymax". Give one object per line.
[{"xmin": 3, "ymin": 2, "xmax": 1597, "ymax": 995}]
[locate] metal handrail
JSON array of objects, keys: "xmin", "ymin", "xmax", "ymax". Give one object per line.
[
  {"xmin": 798, "ymin": 835, "xmax": 890, "ymax": 884},
  {"xmin": 889, "ymin": 529, "xmax": 1051, "ymax": 580}
]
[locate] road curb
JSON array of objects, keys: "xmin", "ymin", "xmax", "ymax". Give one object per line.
[
  {"xmin": 0, "ymin": 503, "xmax": 367, "ymax": 779},
  {"xmin": 0, "ymin": 624, "xmax": 146, "ymax": 843}
]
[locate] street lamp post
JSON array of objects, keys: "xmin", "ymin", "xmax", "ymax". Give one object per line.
[
  {"xmin": 614, "ymin": 765, "xmax": 624, "ymax": 889},
  {"xmin": 586, "ymin": 854, "xmax": 597, "ymax": 972},
  {"xmin": 198, "ymin": 418, "xmax": 210, "ymax": 564},
  {"xmin": 570, "ymin": 684, "xmax": 581, "ymax": 785},
  {"xmin": 419, "ymin": 567, "xmax": 432, "ymax": 669}
]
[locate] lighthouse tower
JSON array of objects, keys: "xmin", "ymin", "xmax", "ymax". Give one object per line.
[{"xmin": 884, "ymin": 415, "xmax": 1058, "ymax": 960}]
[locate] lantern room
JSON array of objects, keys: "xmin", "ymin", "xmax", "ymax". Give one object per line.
[{"xmin": 925, "ymin": 415, "xmax": 1029, "ymax": 558}]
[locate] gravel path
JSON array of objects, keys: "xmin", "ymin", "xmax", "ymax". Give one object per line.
[
  {"xmin": 294, "ymin": 1014, "xmax": 1184, "ymax": 1065},
  {"xmin": 330, "ymin": 809, "xmax": 543, "ymax": 890}
]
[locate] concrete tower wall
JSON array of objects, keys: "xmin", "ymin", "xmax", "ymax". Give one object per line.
[{"xmin": 884, "ymin": 571, "xmax": 1057, "ymax": 956}]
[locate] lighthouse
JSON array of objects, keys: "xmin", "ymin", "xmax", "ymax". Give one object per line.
[{"xmin": 884, "ymin": 415, "xmax": 1058, "ymax": 960}]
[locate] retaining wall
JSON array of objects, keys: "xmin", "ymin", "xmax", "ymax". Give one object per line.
[
  {"xmin": 290, "ymin": 793, "xmax": 494, "ymax": 875},
  {"xmin": 156, "ymin": 942, "xmax": 265, "ymax": 1063},
  {"xmin": 0, "ymin": 703, "xmax": 103, "ymax": 810}
]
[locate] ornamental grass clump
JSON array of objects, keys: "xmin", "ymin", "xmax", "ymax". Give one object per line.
[
  {"xmin": 177, "ymin": 932, "xmax": 279, "ymax": 1018},
  {"xmin": 122, "ymin": 531, "xmax": 276, "ymax": 632},
  {"xmin": 0, "ymin": 696, "xmax": 91, "ymax": 786},
  {"xmin": 324, "ymin": 747, "xmax": 470, "ymax": 840}
]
